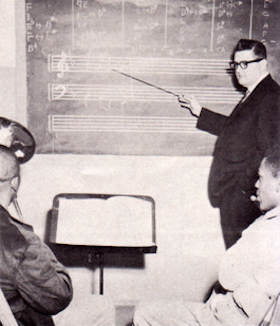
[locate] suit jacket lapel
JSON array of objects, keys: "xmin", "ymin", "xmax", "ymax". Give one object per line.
[
  {"xmin": 227, "ymin": 96, "xmax": 247, "ymax": 121},
  {"xmin": 227, "ymin": 74, "xmax": 272, "ymax": 122}
]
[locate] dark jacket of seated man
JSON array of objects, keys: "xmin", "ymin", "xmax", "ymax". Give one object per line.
[{"xmin": 0, "ymin": 145, "xmax": 73, "ymax": 326}]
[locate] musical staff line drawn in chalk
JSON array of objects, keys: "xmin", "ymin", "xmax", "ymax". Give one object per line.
[
  {"xmin": 48, "ymin": 83, "xmax": 242, "ymax": 104},
  {"xmin": 49, "ymin": 55, "xmax": 232, "ymax": 77},
  {"xmin": 48, "ymin": 115, "xmax": 200, "ymax": 134}
]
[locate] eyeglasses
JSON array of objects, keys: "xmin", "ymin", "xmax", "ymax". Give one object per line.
[{"xmin": 229, "ymin": 58, "xmax": 264, "ymax": 70}]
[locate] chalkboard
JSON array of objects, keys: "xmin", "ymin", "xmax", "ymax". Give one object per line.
[{"xmin": 25, "ymin": 0, "xmax": 280, "ymax": 156}]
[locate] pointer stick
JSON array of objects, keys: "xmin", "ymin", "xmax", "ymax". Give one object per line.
[
  {"xmin": 112, "ymin": 69, "xmax": 197, "ymax": 117},
  {"xmin": 112, "ymin": 69, "xmax": 180, "ymax": 98}
]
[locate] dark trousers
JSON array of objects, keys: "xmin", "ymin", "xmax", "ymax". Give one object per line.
[{"xmin": 219, "ymin": 181, "xmax": 261, "ymax": 249}]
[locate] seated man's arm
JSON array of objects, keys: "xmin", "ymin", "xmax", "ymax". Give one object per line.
[{"xmin": 233, "ymin": 268, "xmax": 280, "ymax": 317}]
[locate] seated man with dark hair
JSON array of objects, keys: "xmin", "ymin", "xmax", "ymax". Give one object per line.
[
  {"xmin": 133, "ymin": 149, "xmax": 280, "ymax": 326},
  {"xmin": 0, "ymin": 145, "xmax": 73, "ymax": 326}
]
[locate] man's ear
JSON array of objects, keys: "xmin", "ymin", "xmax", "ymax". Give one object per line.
[
  {"xmin": 10, "ymin": 176, "xmax": 20, "ymax": 193},
  {"xmin": 276, "ymin": 175, "xmax": 280, "ymax": 193},
  {"xmin": 260, "ymin": 58, "xmax": 268, "ymax": 73}
]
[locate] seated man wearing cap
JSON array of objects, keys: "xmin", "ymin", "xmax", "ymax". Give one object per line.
[
  {"xmin": 0, "ymin": 145, "xmax": 73, "ymax": 326},
  {"xmin": 133, "ymin": 148, "xmax": 280, "ymax": 326}
]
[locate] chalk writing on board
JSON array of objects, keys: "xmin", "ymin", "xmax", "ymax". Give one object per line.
[
  {"xmin": 258, "ymin": 0, "xmax": 276, "ymax": 44},
  {"xmin": 25, "ymin": 0, "xmax": 251, "ymax": 56},
  {"xmin": 48, "ymin": 115, "xmax": 199, "ymax": 134},
  {"xmin": 48, "ymin": 55, "xmax": 232, "ymax": 77},
  {"xmin": 48, "ymin": 83, "xmax": 241, "ymax": 104}
]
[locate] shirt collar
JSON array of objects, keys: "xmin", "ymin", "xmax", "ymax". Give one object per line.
[
  {"xmin": 263, "ymin": 206, "xmax": 280, "ymax": 220},
  {"xmin": 247, "ymin": 72, "xmax": 269, "ymax": 93}
]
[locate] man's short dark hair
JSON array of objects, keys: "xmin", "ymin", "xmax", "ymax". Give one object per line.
[
  {"xmin": 234, "ymin": 39, "xmax": 267, "ymax": 59},
  {"xmin": 264, "ymin": 146, "xmax": 280, "ymax": 178}
]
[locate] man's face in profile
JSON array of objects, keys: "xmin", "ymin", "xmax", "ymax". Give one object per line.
[
  {"xmin": 234, "ymin": 49, "xmax": 264, "ymax": 89},
  {"xmin": 256, "ymin": 160, "xmax": 279, "ymax": 212}
]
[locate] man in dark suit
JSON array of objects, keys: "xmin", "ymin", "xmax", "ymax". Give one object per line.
[{"xmin": 179, "ymin": 39, "xmax": 280, "ymax": 249}]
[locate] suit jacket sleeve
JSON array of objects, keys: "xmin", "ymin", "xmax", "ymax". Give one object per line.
[{"xmin": 196, "ymin": 108, "xmax": 229, "ymax": 136}]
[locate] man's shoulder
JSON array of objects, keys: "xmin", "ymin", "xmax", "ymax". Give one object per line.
[
  {"xmin": 0, "ymin": 206, "xmax": 28, "ymax": 251},
  {"xmin": 9, "ymin": 215, "xmax": 33, "ymax": 231},
  {"xmin": 252, "ymin": 75, "xmax": 280, "ymax": 105},
  {"xmin": 0, "ymin": 205, "xmax": 34, "ymax": 232},
  {"xmin": 259, "ymin": 75, "xmax": 280, "ymax": 93},
  {"xmin": 0, "ymin": 205, "xmax": 13, "ymax": 227}
]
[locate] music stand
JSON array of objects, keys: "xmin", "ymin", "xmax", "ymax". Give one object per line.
[{"xmin": 48, "ymin": 193, "xmax": 156, "ymax": 294}]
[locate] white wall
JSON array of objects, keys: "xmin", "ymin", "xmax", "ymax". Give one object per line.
[
  {"xmin": 15, "ymin": 154, "xmax": 224, "ymax": 305},
  {"xmin": 1, "ymin": 0, "xmax": 225, "ymax": 307}
]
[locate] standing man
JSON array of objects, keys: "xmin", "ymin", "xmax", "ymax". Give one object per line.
[
  {"xmin": 0, "ymin": 145, "xmax": 73, "ymax": 326},
  {"xmin": 179, "ymin": 39, "xmax": 280, "ymax": 248}
]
